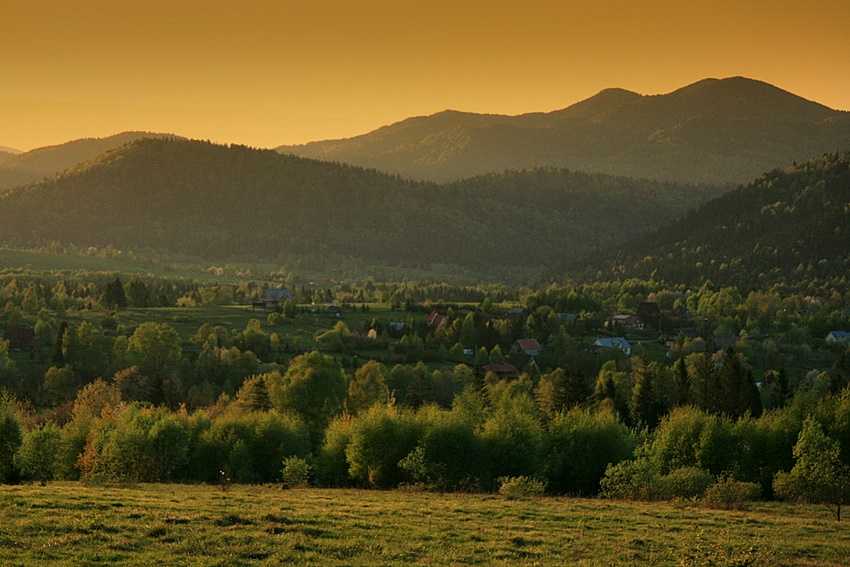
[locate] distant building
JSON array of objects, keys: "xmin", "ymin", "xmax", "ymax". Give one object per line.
[
  {"xmin": 2, "ymin": 327, "xmax": 38, "ymax": 351},
  {"xmin": 326, "ymin": 305, "xmax": 341, "ymax": 318},
  {"xmin": 665, "ymin": 327, "xmax": 699, "ymax": 348},
  {"xmin": 425, "ymin": 311, "xmax": 446, "ymax": 327},
  {"xmin": 506, "ymin": 306, "xmax": 529, "ymax": 320},
  {"xmin": 481, "ymin": 363, "xmax": 520, "ymax": 380},
  {"xmin": 512, "ymin": 338, "xmax": 542, "ymax": 357},
  {"xmin": 608, "ymin": 314, "xmax": 645, "ymax": 331},
  {"xmin": 263, "ymin": 289, "xmax": 293, "ymax": 303},
  {"xmin": 593, "ymin": 337, "xmax": 632, "ymax": 356},
  {"xmin": 826, "ymin": 331, "xmax": 850, "ymax": 345}
]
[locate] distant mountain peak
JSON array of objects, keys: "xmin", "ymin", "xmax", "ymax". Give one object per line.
[
  {"xmin": 550, "ymin": 87, "xmax": 642, "ymax": 118},
  {"xmin": 666, "ymin": 76, "xmax": 832, "ymax": 117}
]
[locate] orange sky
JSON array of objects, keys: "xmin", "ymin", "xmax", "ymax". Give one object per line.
[{"xmin": 2, "ymin": 0, "xmax": 849, "ymax": 152}]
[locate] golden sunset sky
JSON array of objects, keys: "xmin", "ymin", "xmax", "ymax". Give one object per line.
[{"xmin": 2, "ymin": 0, "xmax": 849, "ymax": 152}]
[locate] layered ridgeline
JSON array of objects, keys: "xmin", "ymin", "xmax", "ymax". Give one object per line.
[
  {"xmin": 0, "ymin": 132, "xmax": 178, "ymax": 194},
  {"xmin": 0, "ymin": 137, "xmax": 725, "ymax": 277},
  {"xmin": 587, "ymin": 152, "xmax": 850, "ymax": 291},
  {"xmin": 278, "ymin": 77, "xmax": 850, "ymax": 185}
]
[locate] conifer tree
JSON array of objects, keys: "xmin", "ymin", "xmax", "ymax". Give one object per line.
[{"xmin": 671, "ymin": 357, "xmax": 691, "ymax": 407}]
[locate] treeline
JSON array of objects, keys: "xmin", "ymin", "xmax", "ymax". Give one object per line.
[{"xmin": 2, "ymin": 355, "xmax": 849, "ymax": 519}]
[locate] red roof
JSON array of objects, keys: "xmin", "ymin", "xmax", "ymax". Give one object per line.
[
  {"xmin": 425, "ymin": 311, "xmax": 446, "ymax": 327},
  {"xmin": 516, "ymin": 338, "xmax": 542, "ymax": 350}
]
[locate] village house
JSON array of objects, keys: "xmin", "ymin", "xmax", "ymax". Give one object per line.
[
  {"xmin": 326, "ymin": 305, "xmax": 341, "ymax": 318},
  {"xmin": 506, "ymin": 306, "xmax": 529, "ymax": 320},
  {"xmin": 665, "ymin": 327, "xmax": 700, "ymax": 348},
  {"xmin": 2, "ymin": 327, "xmax": 38, "ymax": 351},
  {"xmin": 263, "ymin": 288, "xmax": 293, "ymax": 304},
  {"xmin": 592, "ymin": 337, "xmax": 632, "ymax": 356},
  {"xmin": 826, "ymin": 331, "xmax": 850, "ymax": 345},
  {"xmin": 425, "ymin": 311, "xmax": 446, "ymax": 327},
  {"xmin": 608, "ymin": 314, "xmax": 645, "ymax": 331},
  {"xmin": 512, "ymin": 338, "xmax": 542, "ymax": 357},
  {"xmin": 480, "ymin": 362, "xmax": 520, "ymax": 380}
]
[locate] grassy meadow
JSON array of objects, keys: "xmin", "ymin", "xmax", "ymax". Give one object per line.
[{"xmin": 1, "ymin": 483, "xmax": 848, "ymax": 566}]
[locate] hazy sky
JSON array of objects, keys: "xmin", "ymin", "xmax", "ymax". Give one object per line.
[{"xmin": 2, "ymin": 0, "xmax": 848, "ymax": 151}]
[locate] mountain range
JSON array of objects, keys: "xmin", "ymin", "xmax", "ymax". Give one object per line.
[
  {"xmin": 0, "ymin": 138, "xmax": 725, "ymax": 279},
  {"xmin": 0, "ymin": 77, "xmax": 847, "ymax": 287},
  {"xmin": 0, "ymin": 132, "xmax": 177, "ymax": 194},
  {"xmin": 277, "ymin": 77, "xmax": 850, "ymax": 185}
]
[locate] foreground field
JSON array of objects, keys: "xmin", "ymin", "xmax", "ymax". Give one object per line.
[{"xmin": 0, "ymin": 484, "xmax": 848, "ymax": 566}]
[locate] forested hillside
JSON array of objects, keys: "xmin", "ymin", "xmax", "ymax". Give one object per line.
[
  {"xmin": 590, "ymin": 152, "xmax": 850, "ymax": 293},
  {"xmin": 0, "ymin": 137, "xmax": 724, "ymax": 278},
  {"xmin": 278, "ymin": 77, "xmax": 850, "ymax": 185},
  {"xmin": 0, "ymin": 131, "xmax": 176, "ymax": 193}
]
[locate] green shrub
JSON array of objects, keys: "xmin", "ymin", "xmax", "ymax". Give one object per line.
[
  {"xmin": 498, "ymin": 476, "xmax": 547, "ymax": 498},
  {"xmin": 15, "ymin": 422, "xmax": 63, "ymax": 485},
  {"xmin": 661, "ymin": 466, "xmax": 714, "ymax": 500},
  {"xmin": 281, "ymin": 456, "xmax": 311, "ymax": 488},
  {"xmin": 599, "ymin": 454, "xmax": 664, "ymax": 501},
  {"xmin": 703, "ymin": 476, "xmax": 761, "ymax": 510}
]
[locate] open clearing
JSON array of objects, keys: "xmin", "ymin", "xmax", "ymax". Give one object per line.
[{"xmin": 1, "ymin": 483, "xmax": 848, "ymax": 566}]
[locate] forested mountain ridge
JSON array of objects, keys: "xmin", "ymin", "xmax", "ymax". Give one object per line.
[
  {"xmin": 0, "ymin": 137, "xmax": 724, "ymax": 278},
  {"xmin": 277, "ymin": 77, "xmax": 850, "ymax": 185},
  {"xmin": 589, "ymin": 151, "xmax": 850, "ymax": 292},
  {"xmin": 0, "ymin": 131, "xmax": 178, "ymax": 194}
]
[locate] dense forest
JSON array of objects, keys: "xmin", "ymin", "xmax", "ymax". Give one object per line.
[
  {"xmin": 0, "ymin": 138, "xmax": 725, "ymax": 278},
  {"xmin": 590, "ymin": 152, "xmax": 850, "ymax": 296}
]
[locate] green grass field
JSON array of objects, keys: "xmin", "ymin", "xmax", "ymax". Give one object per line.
[{"xmin": 1, "ymin": 483, "xmax": 847, "ymax": 566}]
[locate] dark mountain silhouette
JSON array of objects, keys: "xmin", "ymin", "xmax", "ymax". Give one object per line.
[
  {"xmin": 0, "ymin": 138, "xmax": 725, "ymax": 278},
  {"xmin": 277, "ymin": 77, "xmax": 850, "ymax": 185},
  {"xmin": 585, "ymin": 151, "xmax": 850, "ymax": 291},
  {"xmin": 0, "ymin": 132, "xmax": 179, "ymax": 193}
]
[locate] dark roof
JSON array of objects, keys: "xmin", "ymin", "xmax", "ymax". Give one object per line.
[
  {"xmin": 2, "ymin": 327, "xmax": 37, "ymax": 350},
  {"xmin": 263, "ymin": 289, "xmax": 293, "ymax": 302},
  {"xmin": 481, "ymin": 363, "xmax": 520, "ymax": 378}
]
